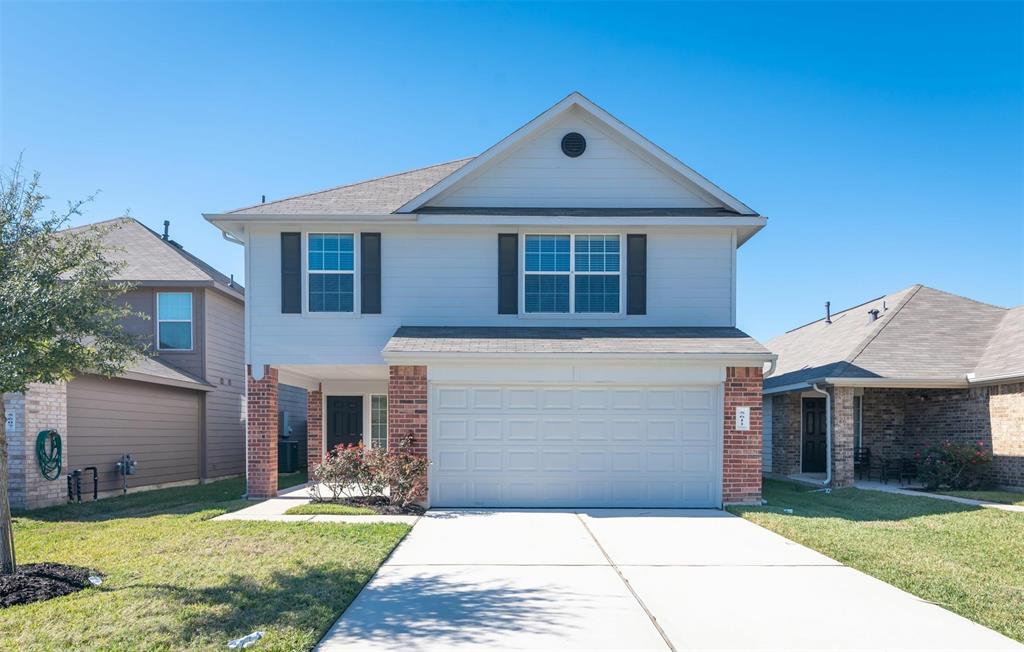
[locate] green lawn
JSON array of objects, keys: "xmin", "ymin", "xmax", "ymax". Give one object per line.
[
  {"xmin": 937, "ymin": 489, "xmax": 1024, "ymax": 506},
  {"xmin": 3, "ymin": 473, "xmax": 410, "ymax": 651},
  {"xmin": 285, "ymin": 503, "xmax": 376, "ymax": 516},
  {"xmin": 729, "ymin": 479, "xmax": 1024, "ymax": 643}
]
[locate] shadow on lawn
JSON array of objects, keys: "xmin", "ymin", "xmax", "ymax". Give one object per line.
[{"xmin": 730, "ymin": 479, "xmax": 983, "ymax": 522}]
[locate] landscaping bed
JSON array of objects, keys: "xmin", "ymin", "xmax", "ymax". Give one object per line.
[
  {"xmin": 0, "ymin": 563, "xmax": 97, "ymax": 608},
  {"xmin": 291, "ymin": 497, "xmax": 425, "ymax": 516},
  {"xmin": 2, "ymin": 473, "xmax": 410, "ymax": 651},
  {"xmin": 730, "ymin": 479, "xmax": 1024, "ymax": 643}
]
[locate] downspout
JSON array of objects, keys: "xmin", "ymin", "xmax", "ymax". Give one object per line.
[{"xmin": 810, "ymin": 384, "xmax": 832, "ymax": 489}]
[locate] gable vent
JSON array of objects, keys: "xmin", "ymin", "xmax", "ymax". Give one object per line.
[{"xmin": 561, "ymin": 132, "xmax": 586, "ymax": 158}]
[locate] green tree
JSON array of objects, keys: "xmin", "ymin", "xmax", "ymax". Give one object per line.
[{"xmin": 0, "ymin": 161, "xmax": 144, "ymax": 573}]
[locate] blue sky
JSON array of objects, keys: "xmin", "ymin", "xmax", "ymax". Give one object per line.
[{"xmin": 2, "ymin": 1, "xmax": 1021, "ymax": 341}]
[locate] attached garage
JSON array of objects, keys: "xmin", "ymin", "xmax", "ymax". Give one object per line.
[{"xmin": 430, "ymin": 383, "xmax": 722, "ymax": 508}]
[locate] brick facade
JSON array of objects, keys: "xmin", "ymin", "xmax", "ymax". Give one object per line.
[
  {"xmin": 306, "ymin": 388, "xmax": 324, "ymax": 472},
  {"xmin": 770, "ymin": 383, "xmax": 1024, "ymax": 488},
  {"xmin": 246, "ymin": 365, "xmax": 279, "ymax": 499},
  {"xmin": 4, "ymin": 384, "xmax": 69, "ymax": 510},
  {"xmin": 723, "ymin": 367, "xmax": 763, "ymax": 504},
  {"xmin": 831, "ymin": 386, "xmax": 855, "ymax": 488},
  {"xmin": 387, "ymin": 366, "xmax": 428, "ymax": 456}
]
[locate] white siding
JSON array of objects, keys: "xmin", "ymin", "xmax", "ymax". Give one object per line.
[
  {"xmin": 429, "ymin": 107, "xmax": 718, "ymax": 209},
  {"xmin": 246, "ymin": 224, "xmax": 736, "ymax": 366}
]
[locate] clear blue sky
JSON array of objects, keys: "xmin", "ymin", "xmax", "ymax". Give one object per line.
[{"xmin": 3, "ymin": 1, "xmax": 1021, "ymax": 341}]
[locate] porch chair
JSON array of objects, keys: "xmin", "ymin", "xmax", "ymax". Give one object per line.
[
  {"xmin": 853, "ymin": 447, "xmax": 872, "ymax": 480},
  {"xmin": 898, "ymin": 458, "xmax": 918, "ymax": 485}
]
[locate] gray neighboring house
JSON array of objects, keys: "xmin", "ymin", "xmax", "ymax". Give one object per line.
[
  {"xmin": 763, "ymin": 285, "xmax": 1023, "ymax": 489},
  {"xmin": 5, "ymin": 217, "xmax": 256, "ymax": 508}
]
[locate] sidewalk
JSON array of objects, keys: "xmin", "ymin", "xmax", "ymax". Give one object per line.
[
  {"xmin": 855, "ymin": 480, "xmax": 1024, "ymax": 513},
  {"xmin": 212, "ymin": 483, "xmax": 420, "ymax": 524}
]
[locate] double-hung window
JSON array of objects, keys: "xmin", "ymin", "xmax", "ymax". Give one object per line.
[
  {"xmin": 524, "ymin": 234, "xmax": 621, "ymax": 314},
  {"xmin": 157, "ymin": 292, "xmax": 193, "ymax": 350},
  {"xmin": 371, "ymin": 395, "xmax": 388, "ymax": 449},
  {"xmin": 308, "ymin": 233, "xmax": 354, "ymax": 312}
]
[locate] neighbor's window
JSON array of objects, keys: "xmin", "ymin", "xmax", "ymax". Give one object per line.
[
  {"xmin": 157, "ymin": 292, "xmax": 193, "ymax": 350},
  {"xmin": 308, "ymin": 233, "xmax": 354, "ymax": 312},
  {"xmin": 853, "ymin": 395, "xmax": 863, "ymax": 449},
  {"xmin": 524, "ymin": 234, "xmax": 620, "ymax": 314},
  {"xmin": 371, "ymin": 395, "xmax": 388, "ymax": 449}
]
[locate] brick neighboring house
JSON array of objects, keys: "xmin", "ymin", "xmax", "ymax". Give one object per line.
[
  {"xmin": 763, "ymin": 285, "xmax": 1024, "ymax": 489},
  {"xmin": 4, "ymin": 218, "xmax": 253, "ymax": 509},
  {"xmin": 205, "ymin": 92, "xmax": 773, "ymax": 508}
]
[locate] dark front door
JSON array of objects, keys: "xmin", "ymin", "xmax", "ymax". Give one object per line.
[
  {"xmin": 326, "ymin": 396, "xmax": 363, "ymax": 452},
  {"xmin": 802, "ymin": 397, "xmax": 827, "ymax": 473}
]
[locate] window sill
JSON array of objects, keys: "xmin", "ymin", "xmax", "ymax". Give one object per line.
[{"xmin": 518, "ymin": 312, "xmax": 626, "ymax": 320}]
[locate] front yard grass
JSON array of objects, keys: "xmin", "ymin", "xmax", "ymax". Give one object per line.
[
  {"xmin": 937, "ymin": 489, "xmax": 1024, "ymax": 506},
  {"xmin": 285, "ymin": 503, "xmax": 376, "ymax": 516},
  {"xmin": 3, "ymin": 473, "xmax": 410, "ymax": 651},
  {"xmin": 729, "ymin": 479, "xmax": 1024, "ymax": 643}
]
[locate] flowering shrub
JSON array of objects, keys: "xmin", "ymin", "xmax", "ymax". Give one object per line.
[
  {"xmin": 310, "ymin": 435, "xmax": 428, "ymax": 507},
  {"xmin": 916, "ymin": 440, "xmax": 991, "ymax": 490}
]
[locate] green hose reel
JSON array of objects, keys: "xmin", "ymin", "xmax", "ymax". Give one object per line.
[{"xmin": 35, "ymin": 429, "xmax": 62, "ymax": 481}]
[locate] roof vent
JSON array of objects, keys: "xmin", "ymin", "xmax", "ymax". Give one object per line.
[
  {"xmin": 561, "ymin": 132, "xmax": 586, "ymax": 158},
  {"xmin": 868, "ymin": 308, "xmax": 880, "ymax": 322},
  {"xmin": 162, "ymin": 220, "xmax": 170, "ymax": 240},
  {"xmin": 825, "ymin": 301, "xmax": 832, "ymax": 324}
]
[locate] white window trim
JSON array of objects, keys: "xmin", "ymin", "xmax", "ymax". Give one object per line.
[
  {"xmin": 370, "ymin": 394, "xmax": 388, "ymax": 449},
  {"xmin": 156, "ymin": 291, "xmax": 193, "ymax": 351},
  {"xmin": 519, "ymin": 232, "xmax": 625, "ymax": 317},
  {"xmin": 303, "ymin": 232, "xmax": 361, "ymax": 318},
  {"xmin": 853, "ymin": 394, "xmax": 863, "ymax": 449}
]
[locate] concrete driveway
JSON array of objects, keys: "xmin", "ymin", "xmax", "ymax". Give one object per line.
[{"xmin": 317, "ymin": 509, "xmax": 1022, "ymax": 651}]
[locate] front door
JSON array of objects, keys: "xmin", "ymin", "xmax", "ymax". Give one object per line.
[
  {"xmin": 802, "ymin": 397, "xmax": 827, "ymax": 473},
  {"xmin": 326, "ymin": 396, "xmax": 363, "ymax": 452}
]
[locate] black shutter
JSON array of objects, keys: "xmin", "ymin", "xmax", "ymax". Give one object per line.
[
  {"xmin": 280, "ymin": 232, "xmax": 301, "ymax": 314},
  {"xmin": 361, "ymin": 232, "xmax": 381, "ymax": 314},
  {"xmin": 626, "ymin": 234, "xmax": 647, "ymax": 315},
  {"xmin": 497, "ymin": 233, "xmax": 518, "ymax": 314}
]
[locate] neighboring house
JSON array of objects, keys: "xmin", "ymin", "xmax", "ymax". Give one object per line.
[
  {"xmin": 4, "ymin": 217, "xmax": 248, "ymax": 508},
  {"xmin": 763, "ymin": 285, "xmax": 1024, "ymax": 489},
  {"xmin": 205, "ymin": 92, "xmax": 773, "ymax": 508}
]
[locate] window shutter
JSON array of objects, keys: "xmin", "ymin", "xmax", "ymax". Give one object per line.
[
  {"xmin": 361, "ymin": 232, "xmax": 381, "ymax": 314},
  {"xmin": 626, "ymin": 234, "xmax": 647, "ymax": 315},
  {"xmin": 497, "ymin": 233, "xmax": 518, "ymax": 314},
  {"xmin": 280, "ymin": 232, "xmax": 301, "ymax": 314}
]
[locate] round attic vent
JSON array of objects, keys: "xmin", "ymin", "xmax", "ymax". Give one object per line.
[{"xmin": 561, "ymin": 132, "xmax": 586, "ymax": 158}]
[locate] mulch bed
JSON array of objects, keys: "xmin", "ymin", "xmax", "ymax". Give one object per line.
[
  {"xmin": 0, "ymin": 563, "xmax": 98, "ymax": 608},
  {"xmin": 322, "ymin": 496, "xmax": 425, "ymax": 515}
]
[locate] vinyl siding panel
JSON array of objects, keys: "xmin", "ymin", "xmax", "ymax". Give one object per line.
[
  {"xmin": 430, "ymin": 107, "xmax": 717, "ymax": 208},
  {"xmin": 203, "ymin": 289, "xmax": 245, "ymax": 478},
  {"xmin": 246, "ymin": 224, "xmax": 735, "ymax": 366},
  {"xmin": 67, "ymin": 376, "xmax": 201, "ymax": 494}
]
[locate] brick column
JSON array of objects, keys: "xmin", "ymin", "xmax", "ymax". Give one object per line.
[
  {"xmin": 723, "ymin": 367, "xmax": 763, "ymax": 504},
  {"xmin": 388, "ymin": 366, "xmax": 428, "ymax": 456},
  {"xmin": 246, "ymin": 365, "xmax": 278, "ymax": 499},
  {"xmin": 5, "ymin": 384, "xmax": 68, "ymax": 510},
  {"xmin": 831, "ymin": 386, "xmax": 856, "ymax": 488},
  {"xmin": 306, "ymin": 388, "xmax": 324, "ymax": 472},
  {"xmin": 772, "ymin": 393, "xmax": 802, "ymax": 476}
]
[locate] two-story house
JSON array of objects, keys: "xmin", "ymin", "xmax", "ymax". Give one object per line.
[
  {"xmin": 4, "ymin": 217, "xmax": 252, "ymax": 508},
  {"xmin": 206, "ymin": 93, "xmax": 773, "ymax": 508}
]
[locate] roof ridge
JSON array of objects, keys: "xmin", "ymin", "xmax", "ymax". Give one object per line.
[
  {"xmin": 227, "ymin": 157, "xmax": 476, "ymax": 214},
  {"xmin": 836, "ymin": 284, "xmax": 923, "ymax": 375},
  {"xmin": 913, "ymin": 284, "xmax": 1010, "ymax": 311}
]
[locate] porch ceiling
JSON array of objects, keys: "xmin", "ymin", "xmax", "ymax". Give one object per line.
[{"xmin": 276, "ymin": 364, "xmax": 387, "ymax": 387}]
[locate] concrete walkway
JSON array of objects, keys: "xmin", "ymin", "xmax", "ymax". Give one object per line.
[
  {"xmin": 211, "ymin": 483, "xmax": 419, "ymax": 525},
  {"xmin": 855, "ymin": 480, "xmax": 1024, "ymax": 513},
  {"xmin": 316, "ymin": 509, "xmax": 1022, "ymax": 651}
]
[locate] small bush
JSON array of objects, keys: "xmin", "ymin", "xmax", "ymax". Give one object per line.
[
  {"xmin": 309, "ymin": 435, "xmax": 429, "ymax": 508},
  {"xmin": 916, "ymin": 440, "xmax": 991, "ymax": 490}
]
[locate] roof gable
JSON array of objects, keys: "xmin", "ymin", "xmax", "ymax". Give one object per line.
[{"xmin": 399, "ymin": 92, "xmax": 756, "ymax": 215}]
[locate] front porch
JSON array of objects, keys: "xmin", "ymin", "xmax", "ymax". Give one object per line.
[{"xmin": 245, "ymin": 363, "xmax": 425, "ymax": 499}]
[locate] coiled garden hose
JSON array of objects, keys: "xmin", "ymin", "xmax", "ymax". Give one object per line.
[{"xmin": 35, "ymin": 429, "xmax": 62, "ymax": 480}]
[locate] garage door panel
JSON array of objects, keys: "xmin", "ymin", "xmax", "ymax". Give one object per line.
[{"xmin": 431, "ymin": 383, "xmax": 721, "ymax": 508}]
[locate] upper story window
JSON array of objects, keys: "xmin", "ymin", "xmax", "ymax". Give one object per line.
[
  {"xmin": 524, "ymin": 234, "xmax": 621, "ymax": 314},
  {"xmin": 308, "ymin": 233, "xmax": 354, "ymax": 312},
  {"xmin": 157, "ymin": 292, "xmax": 193, "ymax": 350}
]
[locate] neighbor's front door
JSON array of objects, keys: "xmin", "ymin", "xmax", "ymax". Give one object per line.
[
  {"xmin": 802, "ymin": 397, "xmax": 827, "ymax": 473},
  {"xmin": 326, "ymin": 396, "xmax": 363, "ymax": 452}
]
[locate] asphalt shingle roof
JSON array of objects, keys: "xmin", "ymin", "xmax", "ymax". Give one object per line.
[
  {"xmin": 765, "ymin": 285, "xmax": 1023, "ymax": 390},
  {"xmin": 384, "ymin": 326, "xmax": 770, "ymax": 356},
  {"xmin": 228, "ymin": 159, "xmax": 474, "ymax": 215}
]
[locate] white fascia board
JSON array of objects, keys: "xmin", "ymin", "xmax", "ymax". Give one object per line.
[
  {"xmin": 382, "ymin": 351, "xmax": 774, "ymax": 366},
  {"xmin": 396, "ymin": 91, "xmax": 758, "ymax": 215},
  {"xmin": 204, "ymin": 213, "xmax": 418, "ymax": 225},
  {"xmin": 416, "ymin": 214, "xmax": 768, "ymax": 228}
]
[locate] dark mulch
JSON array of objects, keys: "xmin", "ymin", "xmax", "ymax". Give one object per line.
[
  {"xmin": 328, "ymin": 496, "xmax": 426, "ymax": 515},
  {"xmin": 0, "ymin": 563, "xmax": 97, "ymax": 608}
]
